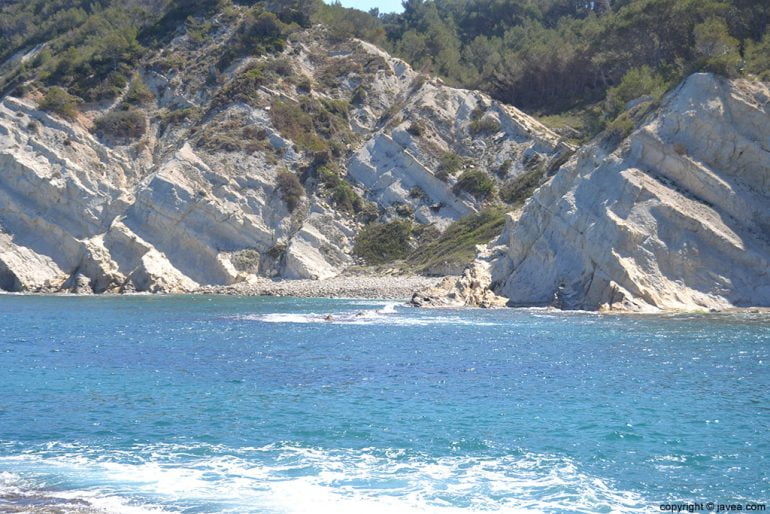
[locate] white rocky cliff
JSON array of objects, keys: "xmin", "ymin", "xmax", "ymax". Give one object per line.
[
  {"xmin": 0, "ymin": 21, "xmax": 564, "ymax": 293},
  {"xmin": 487, "ymin": 73, "xmax": 770, "ymax": 312}
]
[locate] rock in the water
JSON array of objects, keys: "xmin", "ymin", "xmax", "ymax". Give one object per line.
[{"xmin": 66, "ymin": 273, "xmax": 93, "ymax": 294}]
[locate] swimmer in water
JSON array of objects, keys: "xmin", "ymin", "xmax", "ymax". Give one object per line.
[
  {"xmin": 355, "ymin": 311, "xmax": 365, "ymax": 317},
  {"xmin": 324, "ymin": 315, "xmax": 333, "ymax": 321}
]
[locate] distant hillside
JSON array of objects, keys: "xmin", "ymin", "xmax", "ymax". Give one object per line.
[{"xmin": 2, "ymin": 0, "xmax": 768, "ymax": 139}]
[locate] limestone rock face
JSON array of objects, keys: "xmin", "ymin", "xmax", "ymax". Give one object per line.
[
  {"xmin": 0, "ymin": 25, "xmax": 562, "ymax": 293},
  {"xmin": 349, "ymin": 77, "xmax": 567, "ymax": 229},
  {"xmin": 490, "ymin": 74, "xmax": 770, "ymax": 312}
]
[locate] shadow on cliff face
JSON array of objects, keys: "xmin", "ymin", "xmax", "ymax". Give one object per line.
[{"xmin": 0, "ymin": 260, "xmax": 22, "ymax": 292}]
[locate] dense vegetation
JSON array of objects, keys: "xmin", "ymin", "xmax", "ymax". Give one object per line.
[
  {"xmin": 354, "ymin": 220, "xmax": 414, "ymax": 265},
  {"xmin": 325, "ymin": 0, "xmax": 769, "ymax": 137},
  {"xmin": 352, "ymin": 208, "xmax": 509, "ymax": 271},
  {"xmin": 379, "ymin": 0, "xmax": 769, "ymax": 122},
  {"xmin": 3, "ymin": 0, "xmax": 767, "ymax": 136},
  {"xmin": 405, "ymin": 207, "xmax": 508, "ymax": 273},
  {"xmin": 324, "ymin": 0, "xmax": 767, "ymax": 138}
]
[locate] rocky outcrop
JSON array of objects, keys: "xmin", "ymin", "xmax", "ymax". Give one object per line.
[
  {"xmin": 411, "ymin": 244, "xmax": 508, "ymax": 308},
  {"xmin": 348, "ymin": 75, "xmax": 567, "ymax": 229},
  {"xmin": 0, "ymin": 93, "xmax": 355, "ymax": 292},
  {"xmin": 0, "ymin": 22, "xmax": 564, "ymax": 293},
  {"xmin": 489, "ymin": 74, "xmax": 770, "ymax": 312}
]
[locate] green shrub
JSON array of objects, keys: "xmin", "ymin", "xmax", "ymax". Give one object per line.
[
  {"xmin": 74, "ymin": 69, "xmax": 133, "ymax": 102},
  {"xmin": 438, "ymin": 152, "xmax": 463, "ymax": 177},
  {"xmin": 351, "ymin": 85, "xmax": 367, "ymax": 105},
  {"xmin": 93, "ymin": 108, "xmax": 146, "ymax": 141},
  {"xmin": 231, "ymin": 249, "xmax": 261, "ymax": 273},
  {"xmin": 605, "ymin": 66, "xmax": 668, "ymax": 117},
  {"xmin": 330, "ymin": 182, "xmax": 362, "ymax": 214},
  {"xmin": 197, "ymin": 133, "xmax": 243, "ymax": 152},
  {"xmin": 745, "ymin": 30, "xmax": 770, "ymax": 80},
  {"xmin": 266, "ymin": 58, "xmax": 294, "ymax": 77},
  {"xmin": 316, "ymin": 3, "xmax": 386, "ymax": 44},
  {"xmin": 470, "ymin": 104, "xmax": 486, "ymax": 120},
  {"xmin": 354, "ymin": 221, "xmax": 413, "ymax": 265},
  {"xmin": 296, "ymin": 78, "xmax": 313, "ymax": 94},
  {"xmin": 693, "ymin": 17, "xmax": 741, "ymax": 78},
  {"xmin": 39, "ymin": 87, "xmax": 79, "ymax": 119},
  {"xmin": 124, "ymin": 76, "xmax": 154, "ymax": 105},
  {"xmin": 273, "ymin": 0, "xmax": 317, "ymax": 28},
  {"xmin": 315, "ymin": 165, "xmax": 371, "ymax": 215},
  {"xmin": 139, "ymin": 0, "xmax": 224, "ymax": 46},
  {"xmin": 406, "ymin": 121, "xmax": 425, "ymax": 137},
  {"xmin": 314, "ymin": 54, "xmax": 388, "ymax": 91},
  {"xmin": 271, "ymin": 99, "xmax": 326, "ymax": 152},
  {"xmin": 196, "ymin": 118, "xmax": 272, "ymax": 155},
  {"xmin": 161, "ymin": 106, "xmax": 200, "ymax": 126},
  {"xmin": 469, "ymin": 115, "xmax": 501, "ymax": 135},
  {"xmin": 395, "ymin": 203, "xmax": 414, "ymax": 217},
  {"xmin": 406, "ymin": 208, "xmax": 507, "ymax": 273},
  {"xmin": 320, "ymin": 98, "xmax": 350, "ymax": 120},
  {"xmin": 495, "ymin": 159, "xmax": 513, "ymax": 177},
  {"xmin": 408, "ymin": 186, "xmax": 426, "ymax": 199},
  {"xmin": 217, "ymin": 9, "xmax": 292, "ymax": 70},
  {"xmin": 452, "ymin": 170, "xmax": 496, "ymax": 201},
  {"xmin": 186, "ymin": 18, "xmax": 213, "ymax": 43},
  {"xmin": 270, "ymin": 97, "xmax": 352, "ymax": 154},
  {"xmin": 211, "ymin": 63, "xmax": 267, "ymax": 109},
  {"xmin": 500, "ymin": 167, "xmax": 544, "ymax": 206},
  {"xmin": 602, "ymin": 111, "xmax": 636, "ymax": 148},
  {"xmin": 276, "ymin": 170, "xmax": 304, "ymax": 213}
]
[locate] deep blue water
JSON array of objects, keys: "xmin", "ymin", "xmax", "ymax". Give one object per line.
[{"xmin": 0, "ymin": 296, "xmax": 768, "ymax": 513}]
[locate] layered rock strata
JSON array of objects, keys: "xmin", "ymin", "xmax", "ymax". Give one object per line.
[{"xmin": 489, "ymin": 74, "xmax": 770, "ymax": 312}]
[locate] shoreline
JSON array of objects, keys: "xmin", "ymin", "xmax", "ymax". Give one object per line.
[
  {"xmin": 195, "ymin": 274, "xmax": 445, "ymax": 300},
  {"xmin": 1, "ymin": 274, "xmax": 769, "ymax": 315},
  {"xmin": 0, "ymin": 274, "xmax": 447, "ymax": 301}
]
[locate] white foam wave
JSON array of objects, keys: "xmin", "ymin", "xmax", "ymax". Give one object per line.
[
  {"xmin": 378, "ymin": 302, "xmax": 400, "ymax": 314},
  {"xmin": 0, "ymin": 443, "xmax": 646, "ymax": 513},
  {"xmin": 1, "ymin": 472, "xmax": 166, "ymax": 513},
  {"xmin": 235, "ymin": 306, "xmax": 501, "ymax": 327}
]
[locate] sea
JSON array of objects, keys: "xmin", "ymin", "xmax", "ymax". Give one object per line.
[{"xmin": 0, "ymin": 295, "xmax": 767, "ymax": 513}]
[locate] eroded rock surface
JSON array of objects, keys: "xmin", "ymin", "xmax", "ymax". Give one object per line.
[
  {"xmin": 490, "ymin": 74, "xmax": 770, "ymax": 312},
  {"xmin": 411, "ymin": 244, "xmax": 508, "ymax": 308},
  {"xmin": 0, "ymin": 24, "xmax": 564, "ymax": 293}
]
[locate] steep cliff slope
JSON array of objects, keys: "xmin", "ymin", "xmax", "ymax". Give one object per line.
[
  {"xmin": 489, "ymin": 73, "xmax": 770, "ymax": 312},
  {"xmin": 0, "ymin": 11, "xmax": 565, "ymax": 293}
]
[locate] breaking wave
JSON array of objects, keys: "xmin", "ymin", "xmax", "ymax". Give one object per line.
[{"xmin": 0, "ymin": 442, "xmax": 646, "ymax": 513}]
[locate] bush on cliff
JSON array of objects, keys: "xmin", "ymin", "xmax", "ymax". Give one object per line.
[
  {"xmin": 452, "ymin": 170, "xmax": 496, "ymax": 201},
  {"xmin": 276, "ymin": 170, "xmax": 304, "ymax": 213},
  {"xmin": 270, "ymin": 97, "xmax": 352, "ymax": 155},
  {"xmin": 500, "ymin": 167, "xmax": 544, "ymax": 206},
  {"xmin": 354, "ymin": 221, "xmax": 413, "ymax": 265},
  {"xmin": 124, "ymin": 75, "xmax": 154, "ymax": 105},
  {"xmin": 93, "ymin": 108, "xmax": 146, "ymax": 142},
  {"xmin": 604, "ymin": 66, "xmax": 668, "ymax": 118},
  {"xmin": 745, "ymin": 29, "xmax": 770, "ymax": 80},
  {"xmin": 469, "ymin": 116, "xmax": 501, "ymax": 135},
  {"xmin": 406, "ymin": 208, "xmax": 507, "ymax": 273},
  {"xmin": 217, "ymin": 9, "xmax": 293, "ymax": 70},
  {"xmin": 39, "ymin": 87, "xmax": 79, "ymax": 119}
]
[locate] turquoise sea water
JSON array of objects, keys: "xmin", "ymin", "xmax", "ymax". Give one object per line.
[{"xmin": 0, "ymin": 295, "xmax": 768, "ymax": 513}]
